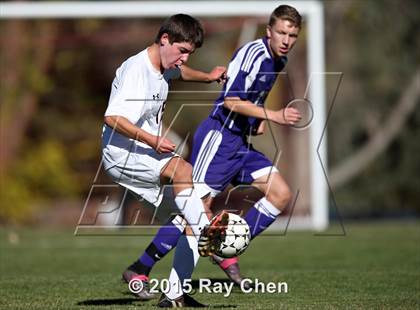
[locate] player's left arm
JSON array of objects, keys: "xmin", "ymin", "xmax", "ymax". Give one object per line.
[{"xmin": 179, "ymin": 65, "xmax": 226, "ymax": 83}]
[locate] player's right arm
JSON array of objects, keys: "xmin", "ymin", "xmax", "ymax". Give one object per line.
[
  {"xmin": 222, "ymin": 45, "xmax": 301, "ymax": 126},
  {"xmin": 223, "ymin": 97, "xmax": 301, "ymax": 126},
  {"xmin": 104, "ymin": 115, "xmax": 175, "ymax": 153},
  {"xmin": 104, "ymin": 62, "xmax": 175, "ymax": 153}
]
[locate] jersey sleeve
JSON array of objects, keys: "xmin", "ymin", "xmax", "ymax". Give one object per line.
[
  {"xmin": 104, "ymin": 62, "xmax": 145, "ymax": 124},
  {"xmin": 223, "ymin": 45, "xmax": 264, "ymax": 101},
  {"xmin": 224, "ymin": 68, "xmax": 249, "ymax": 100}
]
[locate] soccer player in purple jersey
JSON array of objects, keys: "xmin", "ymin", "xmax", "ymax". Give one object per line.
[
  {"xmin": 125, "ymin": 6, "xmax": 303, "ymax": 306},
  {"xmin": 188, "ymin": 4, "xmax": 302, "ymax": 281}
]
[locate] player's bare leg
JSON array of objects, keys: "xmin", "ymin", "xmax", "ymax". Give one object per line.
[
  {"xmin": 162, "ymin": 157, "xmax": 229, "ymax": 252},
  {"xmin": 244, "ymin": 171, "xmax": 291, "ymax": 239},
  {"xmin": 160, "ymin": 156, "xmax": 200, "ymax": 197},
  {"xmin": 252, "ymin": 172, "xmax": 292, "ymax": 212}
]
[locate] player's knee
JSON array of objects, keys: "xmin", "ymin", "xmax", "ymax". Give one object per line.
[
  {"xmin": 266, "ymin": 185, "xmax": 292, "ymax": 211},
  {"xmin": 181, "ymin": 161, "xmax": 193, "ymax": 176},
  {"xmin": 173, "ymin": 160, "xmax": 193, "ymax": 180}
]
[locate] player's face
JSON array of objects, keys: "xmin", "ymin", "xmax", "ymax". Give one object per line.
[
  {"xmin": 266, "ymin": 19, "xmax": 300, "ymax": 57},
  {"xmin": 159, "ymin": 34, "xmax": 195, "ymax": 69}
]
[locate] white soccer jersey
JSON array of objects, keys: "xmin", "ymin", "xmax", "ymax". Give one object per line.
[
  {"xmin": 101, "ymin": 49, "xmax": 180, "ymax": 206},
  {"xmin": 102, "ymin": 49, "xmax": 180, "ymax": 165}
]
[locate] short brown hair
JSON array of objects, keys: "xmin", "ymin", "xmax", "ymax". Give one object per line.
[
  {"xmin": 269, "ymin": 5, "xmax": 302, "ymax": 28},
  {"xmin": 155, "ymin": 14, "xmax": 204, "ymax": 48}
]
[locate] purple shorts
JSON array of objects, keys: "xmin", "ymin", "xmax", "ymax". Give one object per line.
[{"xmin": 191, "ymin": 117, "xmax": 278, "ymax": 198}]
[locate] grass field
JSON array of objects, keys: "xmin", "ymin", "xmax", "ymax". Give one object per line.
[{"xmin": 1, "ymin": 221, "xmax": 419, "ymax": 309}]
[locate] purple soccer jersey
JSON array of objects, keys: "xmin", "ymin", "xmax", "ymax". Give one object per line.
[
  {"xmin": 191, "ymin": 37, "xmax": 286, "ymax": 196},
  {"xmin": 210, "ymin": 37, "xmax": 286, "ymax": 134}
]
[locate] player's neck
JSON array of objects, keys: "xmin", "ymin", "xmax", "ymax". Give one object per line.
[
  {"xmin": 147, "ymin": 44, "xmax": 164, "ymax": 73},
  {"xmin": 266, "ymin": 37, "xmax": 283, "ymax": 61},
  {"xmin": 266, "ymin": 38, "xmax": 276, "ymax": 59}
]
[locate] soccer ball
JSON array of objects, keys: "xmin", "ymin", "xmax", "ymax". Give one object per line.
[{"xmin": 216, "ymin": 213, "xmax": 251, "ymax": 258}]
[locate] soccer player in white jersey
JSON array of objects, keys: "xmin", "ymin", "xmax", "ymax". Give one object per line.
[
  {"xmin": 130, "ymin": 6, "xmax": 303, "ymax": 306},
  {"xmin": 102, "ymin": 14, "xmax": 227, "ymax": 307}
]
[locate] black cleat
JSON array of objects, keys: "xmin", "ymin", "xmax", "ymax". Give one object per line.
[
  {"xmin": 157, "ymin": 293, "xmax": 207, "ymax": 308},
  {"xmin": 122, "ymin": 269, "xmax": 155, "ymax": 300},
  {"xmin": 198, "ymin": 211, "xmax": 229, "ymax": 257},
  {"xmin": 210, "ymin": 255, "xmax": 254, "ymax": 290}
]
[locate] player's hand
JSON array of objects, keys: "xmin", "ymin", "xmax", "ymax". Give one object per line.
[
  {"xmin": 272, "ymin": 108, "xmax": 302, "ymax": 126},
  {"xmin": 208, "ymin": 66, "xmax": 227, "ymax": 84},
  {"xmin": 283, "ymin": 107, "xmax": 302, "ymax": 125},
  {"xmin": 149, "ymin": 135, "xmax": 176, "ymax": 153}
]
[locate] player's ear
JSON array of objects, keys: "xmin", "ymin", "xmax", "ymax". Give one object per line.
[
  {"xmin": 266, "ymin": 25, "xmax": 272, "ymax": 39},
  {"xmin": 160, "ymin": 33, "xmax": 170, "ymax": 46}
]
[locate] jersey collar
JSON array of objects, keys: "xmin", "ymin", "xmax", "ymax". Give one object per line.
[
  {"xmin": 262, "ymin": 36, "xmax": 272, "ymax": 59},
  {"xmin": 145, "ymin": 47, "xmax": 164, "ymax": 79}
]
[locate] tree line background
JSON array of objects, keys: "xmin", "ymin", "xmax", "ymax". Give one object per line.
[{"xmin": 0, "ymin": 0, "xmax": 419, "ymax": 225}]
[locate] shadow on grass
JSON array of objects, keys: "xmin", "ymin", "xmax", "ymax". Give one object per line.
[
  {"xmin": 77, "ymin": 279, "xmax": 241, "ymax": 307},
  {"xmin": 77, "ymin": 296, "xmax": 237, "ymax": 308},
  {"xmin": 77, "ymin": 298, "xmax": 236, "ymax": 308},
  {"xmin": 77, "ymin": 297, "xmax": 151, "ymax": 306}
]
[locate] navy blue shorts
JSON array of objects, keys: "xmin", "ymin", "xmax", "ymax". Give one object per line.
[{"xmin": 191, "ymin": 117, "xmax": 277, "ymax": 198}]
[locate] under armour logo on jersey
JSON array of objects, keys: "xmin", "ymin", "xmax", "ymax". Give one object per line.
[
  {"xmin": 259, "ymin": 75, "xmax": 267, "ymax": 82},
  {"xmin": 152, "ymin": 93, "xmax": 160, "ymax": 100}
]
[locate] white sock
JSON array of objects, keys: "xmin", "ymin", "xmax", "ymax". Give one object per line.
[
  {"xmin": 174, "ymin": 188, "xmax": 210, "ymax": 237},
  {"xmin": 256, "ymin": 197, "xmax": 281, "ymax": 218},
  {"xmin": 166, "ymin": 235, "xmax": 199, "ymax": 300}
]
